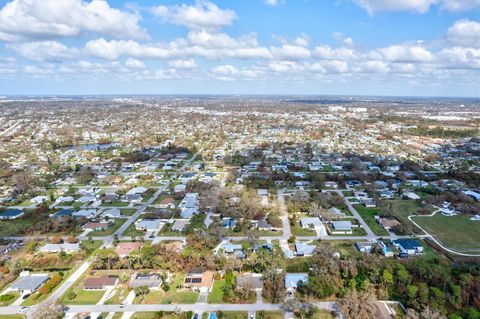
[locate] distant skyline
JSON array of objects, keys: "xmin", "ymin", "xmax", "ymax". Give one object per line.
[{"xmin": 0, "ymin": 0, "xmax": 479, "ymax": 97}]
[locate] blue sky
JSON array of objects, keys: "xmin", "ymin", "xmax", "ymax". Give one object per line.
[{"xmin": 0, "ymin": 0, "xmax": 479, "ymax": 96}]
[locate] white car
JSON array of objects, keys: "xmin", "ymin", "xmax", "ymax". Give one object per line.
[{"xmin": 19, "ymin": 307, "xmax": 28, "ymax": 313}]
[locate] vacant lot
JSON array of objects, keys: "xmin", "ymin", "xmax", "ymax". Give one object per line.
[
  {"xmin": 62, "ymin": 288, "xmax": 105, "ymax": 305},
  {"xmin": 413, "ymin": 214, "xmax": 480, "ymax": 252},
  {"xmin": 353, "ymin": 205, "xmax": 389, "ymax": 236},
  {"xmin": 208, "ymin": 279, "xmax": 226, "ymax": 303},
  {"xmin": 384, "ymin": 200, "xmax": 433, "ymax": 233}
]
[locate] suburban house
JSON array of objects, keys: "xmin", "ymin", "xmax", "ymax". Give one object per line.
[
  {"xmin": 300, "ymin": 217, "xmax": 322, "ymax": 229},
  {"xmin": 72, "ymin": 209, "xmax": 97, "ymax": 219},
  {"xmin": 392, "ymin": 239, "xmax": 424, "ymax": 256},
  {"xmin": 126, "ymin": 186, "xmax": 148, "ymax": 201},
  {"xmin": 402, "ymin": 191, "xmax": 421, "ymax": 200},
  {"xmin": 84, "ymin": 222, "xmax": 111, "ymax": 231},
  {"xmin": 217, "ymin": 242, "xmax": 245, "ymax": 258},
  {"xmin": 101, "ymin": 208, "xmax": 122, "ymax": 219},
  {"xmin": 183, "ymin": 268, "xmax": 214, "ymax": 292},
  {"xmin": 171, "ymin": 219, "xmax": 189, "ymax": 232},
  {"xmin": 355, "ymin": 242, "xmax": 374, "ymax": 253},
  {"xmin": 135, "ymin": 219, "xmax": 164, "ymax": 232},
  {"xmin": 9, "ymin": 272, "xmax": 50, "ymax": 294},
  {"xmin": 115, "ymin": 242, "xmax": 143, "ymax": 257},
  {"xmin": 157, "ymin": 197, "xmax": 176, "ymax": 209},
  {"xmin": 83, "ymin": 276, "xmax": 119, "ymax": 290},
  {"xmin": 129, "ymin": 273, "xmax": 162, "ymax": 289},
  {"xmin": 329, "ymin": 221, "xmax": 353, "ymax": 234},
  {"xmin": 376, "ymin": 217, "xmax": 401, "ymax": 231},
  {"xmin": 39, "ymin": 243, "xmax": 80, "ymax": 254},
  {"xmin": 179, "ymin": 193, "xmax": 199, "ymax": 218},
  {"xmin": 51, "ymin": 208, "xmax": 73, "ymax": 219},
  {"xmin": 236, "ymin": 273, "xmax": 263, "ymax": 291},
  {"xmin": 285, "ymin": 273, "xmax": 308, "ymax": 295},
  {"xmin": 294, "ymin": 242, "xmax": 316, "ymax": 257}
]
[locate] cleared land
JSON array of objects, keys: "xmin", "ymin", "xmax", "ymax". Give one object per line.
[
  {"xmin": 353, "ymin": 205, "xmax": 389, "ymax": 236},
  {"xmin": 413, "ymin": 214, "xmax": 480, "ymax": 252}
]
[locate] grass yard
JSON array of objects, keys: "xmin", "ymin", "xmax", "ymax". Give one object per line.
[
  {"xmin": 61, "ymin": 288, "xmax": 105, "ymax": 305},
  {"xmin": 315, "ymin": 310, "xmax": 336, "ymax": 319},
  {"xmin": 88, "ymin": 218, "xmax": 126, "ymax": 236},
  {"xmin": 105, "ymin": 285, "xmax": 130, "ymax": 304},
  {"xmin": 208, "ymin": 279, "xmax": 226, "ymax": 303},
  {"xmin": 353, "ymin": 205, "xmax": 389, "ymax": 236},
  {"xmin": 384, "ymin": 200, "xmax": 432, "ymax": 234},
  {"xmin": 124, "ymin": 223, "xmax": 146, "ymax": 238},
  {"xmin": 221, "ymin": 312, "xmax": 248, "ymax": 319},
  {"xmin": 291, "ymin": 223, "xmax": 317, "ymax": 236},
  {"xmin": 257, "ymin": 311, "xmax": 284, "ymax": 319},
  {"xmin": 159, "ymin": 275, "xmax": 198, "ymax": 304},
  {"xmin": 0, "ymin": 291, "xmax": 19, "ymax": 306},
  {"xmin": 101, "ymin": 201, "xmax": 130, "ymax": 207},
  {"xmin": 0, "ymin": 315, "xmax": 25, "ymax": 319},
  {"xmin": 121, "ymin": 208, "xmax": 138, "ymax": 216},
  {"xmin": 413, "ymin": 214, "xmax": 480, "ymax": 252}
]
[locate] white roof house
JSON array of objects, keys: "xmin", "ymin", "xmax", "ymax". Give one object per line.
[{"xmin": 39, "ymin": 243, "xmax": 80, "ymax": 253}]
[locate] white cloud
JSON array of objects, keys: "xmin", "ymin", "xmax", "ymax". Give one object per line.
[
  {"xmin": 446, "ymin": 19, "xmax": 480, "ymax": 48},
  {"xmin": 85, "ymin": 38, "xmax": 173, "ymax": 60},
  {"xmin": 125, "ymin": 58, "xmax": 145, "ymax": 69},
  {"xmin": 378, "ymin": 45, "xmax": 433, "ymax": 62},
  {"xmin": 353, "ymin": 0, "xmax": 479, "ymax": 14},
  {"xmin": 439, "ymin": 47, "xmax": 480, "ymax": 69},
  {"xmin": 271, "ymin": 44, "xmax": 311, "ymax": 60},
  {"xmin": 7, "ymin": 41, "xmax": 77, "ymax": 61},
  {"xmin": 353, "ymin": 0, "xmax": 435, "ymax": 15},
  {"xmin": 440, "ymin": 0, "xmax": 480, "ymax": 11},
  {"xmin": 264, "ymin": 0, "xmax": 281, "ymax": 6},
  {"xmin": 313, "ymin": 45, "xmax": 358, "ymax": 60},
  {"xmin": 169, "ymin": 59, "xmax": 197, "ymax": 69},
  {"xmin": 211, "ymin": 64, "xmax": 238, "ymax": 75},
  {"xmin": 152, "ymin": 1, "xmax": 237, "ymax": 30},
  {"xmin": 0, "ymin": 0, "xmax": 146, "ymax": 41}
]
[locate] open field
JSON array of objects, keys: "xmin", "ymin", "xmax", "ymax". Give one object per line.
[
  {"xmin": 61, "ymin": 288, "xmax": 105, "ymax": 305},
  {"xmin": 413, "ymin": 214, "xmax": 480, "ymax": 252},
  {"xmin": 384, "ymin": 200, "xmax": 433, "ymax": 233},
  {"xmin": 353, "ymin": 205, "xmax": 389, "ymax": 236}
]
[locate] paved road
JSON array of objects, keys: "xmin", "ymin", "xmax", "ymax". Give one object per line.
[
  {"xmin": 333, "ymin": 190, "xmax": 375, "ymax": 237},
  {"xmin": 277, "ymin": 189, "xmax": 292, "ymax": 240},
  {"xmin": 0, "ymin": 120, "xmax": 21, "ymax": 138}
]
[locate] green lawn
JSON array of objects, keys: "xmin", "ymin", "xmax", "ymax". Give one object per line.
[
  {"xmin": 0, "ymin": 315, "xmax": 25, "ymax": 319},
  {"xmin": 221, "ymin": 312, "xmax": 248, "ymax": 319},
  {"xmin": 257, "ymin": 311, "xmax": 284, "ymax": 319},
  {"xmin": 291, "ymin": 223, "xmax": 317, "ymax": 236},
  {"xmin": 88, "ymin": 219, "xmax": 126, "ymax": 236},
  {"xmin": 384, "ymin": 200, "xmax": 432, "ymax": 234},
  {"xmin": 353, "ymin": 205, "xmax": 389, "ymax": 236},
  {"xmin": 413, "ymin": 214, "xmax": 480, "ymax": 252},
  {"xmin": 105, "ymin": 286, "xmax": 130, "ymax": 304},
  {"xmin": 130, "ymin": 312, "xmax": 179, "ymax": 319},
  {"xmin": 101, "ymin": 201, "xmax": 130, "ymax": 207},
  {"xmin": 61, "ymin": 288, "xmax": 105, "ymax": 305},
  {"xmin": 121, "ymin": 208, "xmax": 137, "ymax": 216},
  {"xmin": 208, "ymin": 279, "xmax": 226, "ymax": 303},
  {"xmin": 136, "ymin": 275, "xmax": 198, "ymax": 304},
  {"xmin": 159, "ymin": 275, "xmax": 198, "ymax": 304},
  {"xmin": 0, "ymin": 291, "xmax": 19, "ymax": 306},
  {"xmin": 124, "ymin": 223, "xmax": 146, "ymax": 238}
]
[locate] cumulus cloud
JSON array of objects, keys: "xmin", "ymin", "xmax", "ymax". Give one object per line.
[
  {"xmin": 271, "ymin": 44, "xmax": 311, "ymax": 60},
  {"xmin": 169, "ymin": 59, "xmax": 197, "ymax": 69},
  {"xmin": 440, "ymin": 0, "xmax": 480, "ymax": 11},
  {"xmin": 264, "ymin": 0, "xmax": 281, "ymax": 6},
  {"xmin": 7, "ymin": 41, "xmax": 77, "ymax": 61},
  {"xmin": 0, "ymin": 0, "xmax": 146, "ymax": 41},
  {"xmin": 353, "ymin": 0, "xmax": 479, "ymax": 14},
  {"xmin": 152, "ymin": 1, "xmax": 237, "ymax": 30},
  {"xmin": 446, "ymin": 19, "xmax": 480, "ymax": 48},
  {"xmin": 378, "ymin": 45, "xmax": 433, "ymax": 62},
  {"xmin": 125, "ymin": 58, "xmax": 145, "ymax": 69}
]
